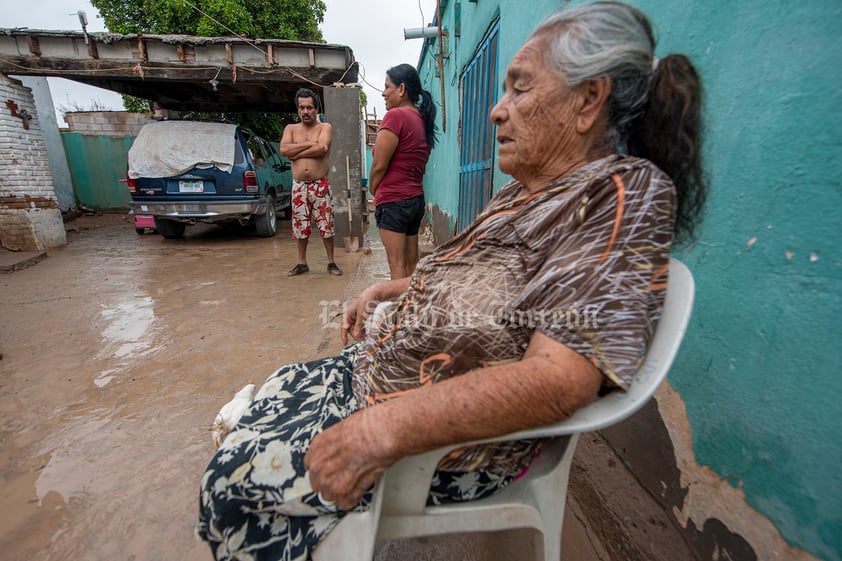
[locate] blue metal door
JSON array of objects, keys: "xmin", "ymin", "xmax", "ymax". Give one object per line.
[{"xmin": 458, "ymin": 20, "xmax": 500, "ymax": 232}]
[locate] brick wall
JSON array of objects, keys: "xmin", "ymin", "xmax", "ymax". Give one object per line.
[
  {"xmin": 0, "ymin": 73, "xmax": 66, "ymax": 251},
  {"xmin": 64, "ymin": 111, "xmax": 153, "ymax": 137}
]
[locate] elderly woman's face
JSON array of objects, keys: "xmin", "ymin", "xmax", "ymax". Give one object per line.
[{"xmin": 490, "ymin": 35, "xmax": 588, "ymax": 187}]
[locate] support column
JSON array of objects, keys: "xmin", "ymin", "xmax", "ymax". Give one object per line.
[{"xmin": 323, "ymin": 86, "xmax": 364, "ymax": 250}]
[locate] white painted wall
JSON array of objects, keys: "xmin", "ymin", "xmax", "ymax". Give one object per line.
[{"xmin": 0, "ymin": 73, "xmax": 67, "ymax": 251}]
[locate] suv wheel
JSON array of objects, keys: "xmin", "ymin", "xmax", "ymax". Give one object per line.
[
  {"xmin": 255, "ymin": 194, "xmax": 277, "ymax": 237},
  {"xmin": 154, "ymin": 217, "xmax": 187, "ymax": 239}
]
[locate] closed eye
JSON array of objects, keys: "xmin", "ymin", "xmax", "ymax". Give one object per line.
[{"xmin": 501, "ymin": 82, "xmax": 527, "ymax": 97}]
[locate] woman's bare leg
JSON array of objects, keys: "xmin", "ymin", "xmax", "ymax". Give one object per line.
[
  {"xmin": 405, "ymin": 234, "xmax": 420, "ymax": 277},
  {"xmin": 379, "ymin": 228, "xmax": 408, "ymax": 279}
]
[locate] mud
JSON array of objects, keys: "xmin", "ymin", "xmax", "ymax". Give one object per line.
[{"xmin": 0, "ymin": 213, "xmax": 372, "ymax": 561}]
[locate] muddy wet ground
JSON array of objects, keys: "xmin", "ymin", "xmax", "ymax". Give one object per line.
[
  {"xmin": 0, "ymin": 213, "xmax": 380, "ymax": 561},
  {"xmin": 0, "ymin": 213, "xmax": 629, "ymax": 561}
]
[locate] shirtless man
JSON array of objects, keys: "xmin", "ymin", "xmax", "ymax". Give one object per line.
[{"xmin": 280, "ymin": 88, "xmax": 342, "ymax": 276}]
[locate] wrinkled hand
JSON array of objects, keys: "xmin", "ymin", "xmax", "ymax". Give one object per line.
[
  {"xmin": 304, "ymin": 409, "xmax": 393, "ymax": 511},
  {"xmin": 340, "ymin": 287, "xmax": 380, "ymax": 345}
]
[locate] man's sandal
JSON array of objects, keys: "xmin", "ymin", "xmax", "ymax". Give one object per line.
[{"xmin": 287, "ymin": 263, "xmax": 310, "ymax": 276}]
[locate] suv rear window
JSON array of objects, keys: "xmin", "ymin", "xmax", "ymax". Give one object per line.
[{"xmin": 128, "ymin": 121, "xmax": 239, "ymax": 179}]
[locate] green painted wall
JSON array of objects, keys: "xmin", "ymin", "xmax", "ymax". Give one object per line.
[
  {"xmin": 60, "ymin": 135, "xmax": 293, "ymax": 212},
  {"xmin": 61, "ymin": 132, "xmax": 134, "ymax": 210},
  {"xmin": 641, "ymin": 2, "xmax": 842, "ymax": 559},
  {"xmin": 418, "ymin": 1, "xmax": 842, "ymax": 559}
]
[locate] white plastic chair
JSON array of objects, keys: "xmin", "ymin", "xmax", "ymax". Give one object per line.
[{"xmin": 315, "ymin": 258, "xmax": 695, "ymax": 561}]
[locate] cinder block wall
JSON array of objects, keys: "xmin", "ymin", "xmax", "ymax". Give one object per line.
[
  {"xmin": 64, "ymin": 111, "xmax": 152, "ymax": 137},
  {"xmin": 0, "ymin": 73, "xmax": 66, "ymax": 251}
]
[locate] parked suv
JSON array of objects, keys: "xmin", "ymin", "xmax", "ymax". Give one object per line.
[{"xmin": 126, "ymin": 120, "xmax": 291, "ymax": 238}]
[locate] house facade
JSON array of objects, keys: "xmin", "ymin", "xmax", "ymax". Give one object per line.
[{"xmin": 413, "ymin": 1, "xmax": 841, "ymax": 560}]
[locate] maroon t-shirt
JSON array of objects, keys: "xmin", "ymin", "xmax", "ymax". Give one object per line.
[{"xmin": 373, "ymin": 107, "xmax": 432, "ymax": 207}]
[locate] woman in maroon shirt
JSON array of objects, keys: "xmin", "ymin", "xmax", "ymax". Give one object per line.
[{"xmin": 369, "ymin": 64, "xmax": 438, "ymax": 279}]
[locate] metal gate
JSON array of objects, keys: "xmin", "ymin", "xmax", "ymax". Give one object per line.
[{"xmin": 457, "ymin": 20, "xmax": 500, "ymax": 232}]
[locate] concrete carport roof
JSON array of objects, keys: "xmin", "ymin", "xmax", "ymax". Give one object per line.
[
  {"xmin": 0, "ymin": 28, "xmax": 367, "ymax": 251},
  {"xmin": 0, "ymin": 28, "xmax": 358, "ymax": 112}
]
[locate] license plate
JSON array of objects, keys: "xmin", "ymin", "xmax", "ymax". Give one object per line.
[{"xmin": 179, "ymin": 180, "xmax": 204, "ymax": 193}]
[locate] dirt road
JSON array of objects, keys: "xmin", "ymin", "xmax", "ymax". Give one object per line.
[{"xmin": 0, "ymin": 213, "xmax": 377, "ymax": 561}]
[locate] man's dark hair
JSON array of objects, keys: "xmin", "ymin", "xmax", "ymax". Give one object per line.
[{"xmin": 294, "ymin": 88, "xmax": 320, "ymax": 112}]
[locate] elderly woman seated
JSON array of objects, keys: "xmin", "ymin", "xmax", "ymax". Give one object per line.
[{"xmin": 196, "ymin": 1, "xmax": 707, "ymax": 559}]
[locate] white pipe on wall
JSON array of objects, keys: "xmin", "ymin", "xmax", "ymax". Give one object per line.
[{"xmin": 404, "ymin": 26, "xmax": 440, "ymax": 40}]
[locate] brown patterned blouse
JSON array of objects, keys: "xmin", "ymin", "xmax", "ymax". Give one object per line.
[{"xmin": 352, "ymin": 154, "xmax": 676, "ymax": 476}]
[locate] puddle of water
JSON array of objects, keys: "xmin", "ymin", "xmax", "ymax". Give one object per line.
[
  {"xmin": 100, "ymin": 297, "xmax": 155, "ymax": 348},
  {"xmin": 94, "ymin": 374, "xmax": 115, "ymax": 388},
  {"xmin": 35, "ymin": 411, "xmax": 112, "ymax": 506},
  {"xmin": 95, "ymin": 296, "xmax": 157, "ymax": 386}
]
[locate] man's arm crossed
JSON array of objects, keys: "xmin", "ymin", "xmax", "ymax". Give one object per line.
[{"xmin": 280, "ymin": 123, "xmax": 331, "ymax": 160}]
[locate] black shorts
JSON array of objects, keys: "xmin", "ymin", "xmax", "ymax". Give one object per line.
[{"xmin": 375, "ymin": 196, "xmax": 425, "ymax": 235}]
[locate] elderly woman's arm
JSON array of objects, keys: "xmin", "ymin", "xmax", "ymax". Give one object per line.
[
  {"xmin": 305, "ymin": 329, "xmax": 603, "ymax": 510},
  {"xmin": 340, "ymin": 277, "xmax": 411, "ymax": 344}
]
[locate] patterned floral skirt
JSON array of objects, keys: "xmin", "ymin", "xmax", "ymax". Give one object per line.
[{"xmin": 197, "ymin": 345, "xmax": 515, "ymax": 561}]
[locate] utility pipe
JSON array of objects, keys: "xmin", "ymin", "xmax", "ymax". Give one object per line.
[{"xmin": 437, "ymin": 0, "xmax": 446, "ymax": 131}]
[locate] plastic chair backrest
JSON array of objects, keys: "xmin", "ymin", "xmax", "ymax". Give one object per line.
[{"xmin": 503, "ymin": 256, "xmax": 696, "ymax": 438}]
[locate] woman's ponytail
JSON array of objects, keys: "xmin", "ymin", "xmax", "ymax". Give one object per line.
[
  {"xmin": 418, "ymin": 89, "xmax": 438, "ymax": 148},
  {"xmin": 628, "ymin": 54, "xmax": 707, "ymax": 243}
]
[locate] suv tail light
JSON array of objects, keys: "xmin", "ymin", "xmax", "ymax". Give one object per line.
[
  {"xmin": 244, "ymin": 171, "xmax": 258, "ymax": 193},
  {"xmin": 123, "ymin": 171, "xmax": 137, "ymax": 193}
]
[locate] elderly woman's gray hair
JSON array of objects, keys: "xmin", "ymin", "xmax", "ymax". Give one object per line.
[
  {"xmin": 533, "ymin": 1, "xmax": 706, "ymax": 244},
  {"xmin": 532, "ymin": 1, "xmax": 655, "ymax": 147}
]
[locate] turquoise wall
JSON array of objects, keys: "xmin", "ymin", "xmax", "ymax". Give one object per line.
[
  {"xmin": 418, "ymin": 1, "xmax": 842, "ymax": 559},
  {"xmin": 641, "ymin": 1, "xmax": 842, "ymax": 559},
  {"xmin": 418, "ymin": 0, "xmax": 565, "ymax": 222},
  {"xmin": 61, "ymin": 132, "xmax": 134, "ymax": 210},
  {"xmin": 60, "ymin": 137, "xmax": 291, "ymax": 212}
]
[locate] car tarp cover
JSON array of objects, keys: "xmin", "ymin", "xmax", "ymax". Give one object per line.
[{"xmin": 128, "ymin": 121, "xmax": 237, "ymax": 179}]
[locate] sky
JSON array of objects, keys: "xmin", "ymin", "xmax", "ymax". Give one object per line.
[{"xmin": 0, "ymin": 0, "xmax": 438, "ymax": 124}]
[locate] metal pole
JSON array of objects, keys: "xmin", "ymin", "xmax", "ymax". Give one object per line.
[{"xmin": 437, "ymin": 0, "xmax": 446, "ymax": 132}]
